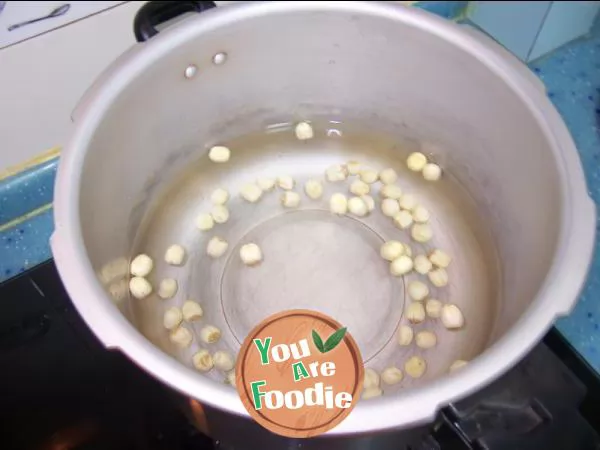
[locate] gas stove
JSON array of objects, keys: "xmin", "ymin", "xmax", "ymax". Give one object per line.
[{"xmin": 1, "ymin": 261, "xmax": 599, "ymax": 450}]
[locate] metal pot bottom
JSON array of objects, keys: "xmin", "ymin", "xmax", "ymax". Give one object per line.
[{"xmin": 127, "ymin": 120, "xmax": 501, "ymax": 394}]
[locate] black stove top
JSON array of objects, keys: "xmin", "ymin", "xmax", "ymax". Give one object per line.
[{"xmin": 1, "ymin": 261, "xmax": 600, "ymax": 450}]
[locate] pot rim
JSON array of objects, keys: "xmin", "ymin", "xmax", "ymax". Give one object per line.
[{"xmin": 52, "ymin": 0, "xmax": 596, "ymax": 435}]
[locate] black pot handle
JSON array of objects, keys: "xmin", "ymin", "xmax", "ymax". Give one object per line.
[{"xmin": 133, "ymin": 1, "xmax": 216, "ymax": 42}]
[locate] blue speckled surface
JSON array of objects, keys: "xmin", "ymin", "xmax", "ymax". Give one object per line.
[
  {"xmin": 0, "ymin": 207, "xmax": 53, "ymax": 280},
  {"xmin": 529, "ymin": 33, "xmax": 600, "ymax": 366},
  {"xmin": 1, "ymin": 3, "xmax": 600, "ymax": 372},
  {"xmin": 0, "ymin": 157, "xmax": 57, "ymax": 224}
]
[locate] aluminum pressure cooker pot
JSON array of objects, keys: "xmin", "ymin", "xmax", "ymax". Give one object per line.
[{"xmin": 51, "ymin": 1, "xmax": 596, "ymax": 449}]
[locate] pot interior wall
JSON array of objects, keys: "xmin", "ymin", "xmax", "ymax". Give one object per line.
[{"xmin": 79, "ymin": 6, "xmax": 561, "ymax": 385}]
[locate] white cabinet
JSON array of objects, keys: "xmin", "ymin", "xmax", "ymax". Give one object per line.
[
  {"xmin": 0, "ymin": 2, "xmax": 127, "ymax": 49},
  {"xmin": 0, "ymin": 1, "xmax": 145, "ymax": 169}
]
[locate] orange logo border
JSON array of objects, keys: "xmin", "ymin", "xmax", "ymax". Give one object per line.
[{"xmin": 235, "ymin": 309, "xmax": 364, "ymax": 438}]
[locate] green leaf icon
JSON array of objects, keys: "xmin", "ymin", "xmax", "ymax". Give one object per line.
[
  {"xmin": 323, "ymin": 327, "xmax": 347, "ymax": 353},
  {"xmin": 312, "ymin": 327, "xmax": 347, "ymax": 353},
  {"xmin": 312, "ymin": 330, "xmax": 325, "ymax": 353}
]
